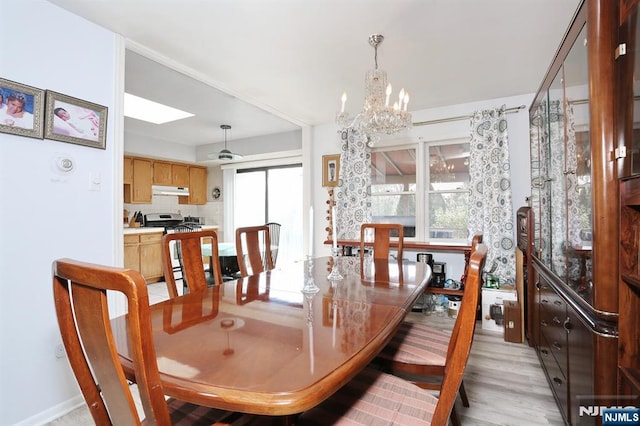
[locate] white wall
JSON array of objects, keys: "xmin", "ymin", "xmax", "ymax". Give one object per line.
[
  {"xmin": 0, "ymin": 1, "xmax": 120, "ymax": 424},
  {"xmin": 309, "ymin": 93, "xmax": 534, "ymax": 280}
]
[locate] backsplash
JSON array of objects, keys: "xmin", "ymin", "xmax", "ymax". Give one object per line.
[{"xmin": 124, "ymin": 195, "xmax": 223, "ymax": 228}]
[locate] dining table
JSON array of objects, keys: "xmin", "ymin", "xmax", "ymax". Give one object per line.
[{"xmin": 112, "ymin": 255, "xmax": 431, "ymax": 416}]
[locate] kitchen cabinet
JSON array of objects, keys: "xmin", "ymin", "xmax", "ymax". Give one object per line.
[
  {"xmin": 123, "ymin": 230, "xmax": 163, "ymax": 283},
  {"xmin": 527, "ymin": 0, "xmax": 618, "ymax": 423},
  {"xmin": 153, "ymin": 161, "xmax": 189, "ymax": 187},
  {"xmin": 179, "ymin": 166, "xmax": 207, "ymax": 205},
  {"xmin": 123, "ymin": 156, "xmax": 208, "ymax": 205},
  {"xmin": 124, "ymin": 157, "xmax": 153, "ymax": 204},
  {"xmin": 617, "ymin": 0, "xmax": 640, "ymax": 407}
]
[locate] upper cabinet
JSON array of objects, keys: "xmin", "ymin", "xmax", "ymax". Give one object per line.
[
  {"xmin": 124, "ymin": 156, "xmax": 208, "ymax": 205},
  {"xmin": 153, "ymin": 161, "xmax": 189, "ymax": 187},
  {"xmin": 530, "ymin": 19, "xmax": 594, "ymax": 305}
]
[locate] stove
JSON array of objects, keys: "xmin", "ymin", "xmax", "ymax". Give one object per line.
[{"xmin": 143, "ymin": 213, "xmax": 184, "ymax": 229}]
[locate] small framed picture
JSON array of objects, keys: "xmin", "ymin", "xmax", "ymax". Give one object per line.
[
  {"xmin": 0, "ymin": 78, "xmax": 45, "ymax": 139},
  {"xmin": 322, "ymin": 154, "xmax": 340, "ymax": 187},
  {"xmin": 44, "ymin": 90, "xmax": 108, "ymax": 149}
]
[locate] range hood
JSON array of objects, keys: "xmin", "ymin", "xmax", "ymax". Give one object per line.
[{"xmin": 152, "ymin": 185, "xmax": 190, "ymax": 196}]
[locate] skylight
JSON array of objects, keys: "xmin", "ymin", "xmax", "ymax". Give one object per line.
[{"xmin": 124, "ymin": 93, "xmax": 194, "ymax": 124}]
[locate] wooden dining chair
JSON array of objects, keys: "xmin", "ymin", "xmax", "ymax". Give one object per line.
[
  {"xmin": 297, "ymin": 244, "xmax": 487, "ymax": 425},
  {"xmin": 52, "ymin": 258, "xmax": 239, "ymax": 425},
  {"xmin": 359, "ymin": 223, "xmax": 404, "ymax": 278},
  {"xmin": 162, "ymin": 229, "xmax": 223, "ymax": 299},
  {"xmin": 265, "ymin": 222, "xmax": 281, "ymax": 267},
  {"xmin": 235, "ymin": 225, "xmax": 274, "ymax": 277},
  {"xmin": 376, "ymin": 236, "xmax": 486, "ymax": 426}
]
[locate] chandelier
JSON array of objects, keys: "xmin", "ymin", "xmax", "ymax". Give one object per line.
[{"xmin": 336, "ymin": 34, "xmax": 412, "ymax": 144}]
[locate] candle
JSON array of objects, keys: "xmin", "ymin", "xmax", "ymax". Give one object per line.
[
  {"xmin": 332, "ymin": 206, "xmax": 338, "ymax": 250},
  {"xmin": 309, "ymin": 205, "xmax": 314, "ymax": 257},
  {"xmin": 404, "ymin": 92, "xmax": 410, "ymax": 111},
  {"xmin": 340, "ymin": 92, "xmax": 347, "ymax": 113},
  {"xmin": 398, "ymin": 88, "xmax": 405, "ymax": 107},
  {"xmin": 385, "ymin": 83, "xmax": 392, "ymax": 107}
]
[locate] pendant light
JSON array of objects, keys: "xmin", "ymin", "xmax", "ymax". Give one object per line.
[{"xmin": 209, "ymin": 124, "xmax": 243, "ymax": 161}]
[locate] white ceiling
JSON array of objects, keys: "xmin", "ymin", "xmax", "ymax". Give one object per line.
[{"xmin": 47, "ymin": 0, "xmax": 582, "ymax": 146}]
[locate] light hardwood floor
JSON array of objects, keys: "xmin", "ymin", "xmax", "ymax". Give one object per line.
[{"xmin": 48, "ymin": 283, "xmax": 564, "ymax": 425}]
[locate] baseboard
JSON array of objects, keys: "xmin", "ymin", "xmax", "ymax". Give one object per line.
[{"xmin": 14, "ymin": 394, "xmax": 85, "ymax": 426}]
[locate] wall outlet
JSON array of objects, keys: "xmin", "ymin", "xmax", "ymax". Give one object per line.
[{"xmin": 55, "ymin": 343, "xmax": 66, "ymax": 358}]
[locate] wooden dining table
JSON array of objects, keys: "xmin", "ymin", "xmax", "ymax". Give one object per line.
[{"xmin": 112, "ymin": 256, "xmax": 431, "ymax": 416}]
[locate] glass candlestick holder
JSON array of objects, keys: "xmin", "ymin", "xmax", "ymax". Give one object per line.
[
  {"xmin": 302, "ymin": 255, "xmax": 320, "ymax": 294},
  {"xmin": 327, "ymin": 247, "xmax": 343, "ymax": 280}
]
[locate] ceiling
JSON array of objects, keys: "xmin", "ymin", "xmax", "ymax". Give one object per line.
[{"xmin": 47, "ymin": 0, "xmax": 582, "ymax": 147}]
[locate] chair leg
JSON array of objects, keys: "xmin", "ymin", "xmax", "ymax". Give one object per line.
[
  {"xmin": 450, "ymin": 405, "xmax": 461, "ymax": 426},
  {"xmin": 459, "ymin": 380, "xmax": 470, "ymax": 408}
]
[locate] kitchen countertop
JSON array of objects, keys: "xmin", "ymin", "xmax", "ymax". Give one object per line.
[{"xmin": 124, "ymin": 225, "xmax": 219, "ymax": 235}]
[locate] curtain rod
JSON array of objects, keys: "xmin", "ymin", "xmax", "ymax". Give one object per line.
[{"xmin": 412, "ymin": 104, "xmax": 527, "ymax": 127}]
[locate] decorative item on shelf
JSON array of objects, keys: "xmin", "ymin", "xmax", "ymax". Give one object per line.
[
  {"xmin": 336, "ymin": 34, "xmax": 411, "ymax": 146},
  {"xmin": 208, "ymin": 124, "xmax": 243, "ymax": 161}
]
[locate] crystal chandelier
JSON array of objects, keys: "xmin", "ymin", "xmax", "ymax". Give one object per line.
[{"xmin": 337, "ymin": 34, "xmax": 412, "ymax": 144}]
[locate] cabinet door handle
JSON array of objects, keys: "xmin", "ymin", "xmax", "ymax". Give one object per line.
[
  {"xmin": 535, "ymin": 281, "xmax": 541, "ymax": 290},
  {"xmin": 553, "ymin": 300, "xmax": 563, "ymax": 306},
  {"xmin": 563, "ymin": 317, "xmax": 572, "ymax": 333},
  {"xmin": 540, "ymin": 320, "xmax": 548, "ymax": 327},
  {"xmin": 552, "ymin": 342, "xmax": 562, "ymax": 351},
  {"xmin": 553, "ymin": 316, "xmax": 561, "ymax": 324},
  {"xmin": 541, "ymin": 298, "xmax": 549, "ymax": 304},
  {"xmin": 553, "ymin": 377, "xmax": 563, "ymax": 386},
  {"xmin": 541, "ymin": 349, "xmax": 549, "ymax": 355}
]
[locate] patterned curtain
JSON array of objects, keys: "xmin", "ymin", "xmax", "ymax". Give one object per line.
[
  {"xmin": 335, "ymin": 128, "xmax": 372, "ymax": 240},
  {"xmin": 468, "ymin": 105, "xmax": 515, "ymax": 285}
]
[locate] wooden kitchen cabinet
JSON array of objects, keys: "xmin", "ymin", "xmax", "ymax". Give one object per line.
[
  {"xmin": 153, "ymin": 161, "xmax": 189, "ymax": 187},
  {"xmin": 124, "ymin": 157, "xmax": 153, "ymax": 204},
  {"xmin": 123, "ymin": 231, "xmax": 163, "ymax": 283},
  {"xmin": 180, "ymin": 166, "xmax": 207, "ymax": 205}
]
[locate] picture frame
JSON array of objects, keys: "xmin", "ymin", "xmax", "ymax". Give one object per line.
[
  {"xmin": 44, "ymin": 90, "xmax": 108, "ymax": 149},
  {"xmin": 322, "ymin": 154, "xmax": 340, "ymax": 187},
  {"xmin": 0, "ymin": 78, "xmax": 45, "ymax": 139}
]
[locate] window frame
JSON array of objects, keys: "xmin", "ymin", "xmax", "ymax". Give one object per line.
[{"xmin": 370, "ymin": 137, "xmax": 469, "ymax": 243}]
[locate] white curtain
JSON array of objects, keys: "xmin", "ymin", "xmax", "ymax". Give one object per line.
[
  {"xmin": 468, "ymin": 105, "xmax": 515, "ymax": 285},
  {"xmin": 335, "ymin": 128, "xmax": 372, "ymax": 240}
]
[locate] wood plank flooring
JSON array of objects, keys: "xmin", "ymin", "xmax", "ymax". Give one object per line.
[{"xmin": 48, "ymin": 284, "xmax": 564, "ymax": 425}]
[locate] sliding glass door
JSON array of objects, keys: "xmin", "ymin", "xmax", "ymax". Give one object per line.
[{"xmin": 234, "ymin": 164, "xmax": 303, "ymax": 267}]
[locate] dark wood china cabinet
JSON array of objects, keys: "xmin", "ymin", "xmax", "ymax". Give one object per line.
[
  {"xmin": 616, "ymin": 0, "xmax": 640, "ymax": 411},
  {"xmin": 528, "ymin": 0, "xmax": 620, "ymax": 424}
]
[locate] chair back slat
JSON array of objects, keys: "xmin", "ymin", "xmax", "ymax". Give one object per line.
[
  {"xmin": 359, "ymin": 223, "xmax": 404, "ymax": 280},
  {"xmin": 53, "ymin": 259, "xmax": 171, "ymax": 425},
  {"xmin": 431, "ymin": 243, "xmax": 487, "ymax": 424},
  {"xmin": 265, "ymin": 222, "xmax": 281, "ymax": 266},
  {"xmin": 236, "ymin": 225, "xmax": 273, "ymax": 277},
  {"xmin": 162, "ymin": 230, "xmax": 222, "ymax": 298}
]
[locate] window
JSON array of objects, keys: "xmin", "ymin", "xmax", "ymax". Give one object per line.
[
  {"xmin": 370, "ymin": 140, "xmax": 470, "ymax": 242},
  {"xmin": 426, "ymin": 141, "xmax": 470, "ymax": 241},
  {"xmin": 370, "ymin": 148, "xmax": 417, "ymax": 237}
]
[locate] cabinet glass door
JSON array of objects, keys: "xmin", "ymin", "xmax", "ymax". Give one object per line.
[{"xmin": 563, "ymin": 25, "xmax": 592, "ymax": 299}]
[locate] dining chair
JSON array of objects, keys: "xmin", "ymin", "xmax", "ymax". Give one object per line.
[
  {"xmin": 162, "ymin": 229, "xmax": 223, "ymax": 299},
  {"xmin": 359, "ymin": 223, "xmax": 404, "ymax": 278},
  {"xmin": 52, "ymin": 258, "xmax": 240, "ymax": 425},
  {"xmin": 297, "ymin": 243, "xmax": 488, "ymax": 425},
  {"xmin": 235, "ymin": 225, "xmax": 274, "ymax": 277},
  {"xmin": 376, "ymin": 235, "xmax": 486, "ymax": 426},
  {"xmin": 265, "ymin": 222, "xmax": 281, "ymax": 267}
]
